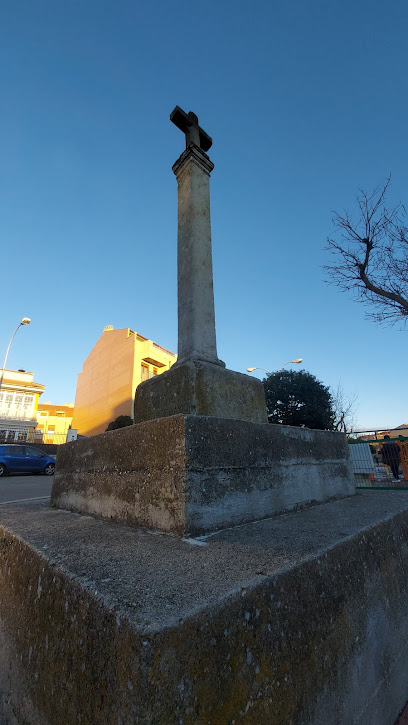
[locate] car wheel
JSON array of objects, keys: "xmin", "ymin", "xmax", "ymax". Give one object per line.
[
  {"xmin": 0, "ymin": 463, "xmax": 7, "ymax": 477},
  {"xmin": 43, "ymin": 463, "xmax": 55, "ymax": 476}
]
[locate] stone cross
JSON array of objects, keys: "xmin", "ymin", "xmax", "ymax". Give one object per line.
[
  {"xmin": 170, "ymin": 106, "xmax": 224, "ymax": 367},
  {"xmin": 170, "ymin": 106, "xmax": 212, "ymax": 152}
]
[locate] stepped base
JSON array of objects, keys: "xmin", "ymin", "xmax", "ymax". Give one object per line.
[
  {"xmin": 51, "ymin": 415, "xmax": 354, "ymax": 537},
  {"xmin": 1, "ymin": 493, "xmax": 408, "ymax": 724}
]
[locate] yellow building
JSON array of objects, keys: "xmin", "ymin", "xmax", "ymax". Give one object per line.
[
  {"xmin": 0, "ymin": 369, "xmax": 45, "ymax": 442},
  {"xmin": 35, "ymin": 402, "xmax": 74, "ymax": 444},
  {"xmin": 72, "ymin": 326, "xmax": 177, "ymax": 436}
]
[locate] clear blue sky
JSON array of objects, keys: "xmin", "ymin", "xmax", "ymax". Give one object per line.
[{"xmin": 1, "ymin": 0, "xmax": 407, "ymax": 430}]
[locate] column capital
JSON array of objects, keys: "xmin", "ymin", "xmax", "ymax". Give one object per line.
[{"xmin": 172, "ymin": 144, "xmax": 214, "ymax": 178}]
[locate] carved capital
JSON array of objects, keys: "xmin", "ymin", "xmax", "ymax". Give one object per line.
[{"xmin": 172, "ymin": 144, "xmax": 214, "ymax": 178}]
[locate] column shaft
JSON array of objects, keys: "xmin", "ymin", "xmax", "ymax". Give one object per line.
[{"xmin": 173, "ymin": 146, "xmax": 223, "ymax": 366}]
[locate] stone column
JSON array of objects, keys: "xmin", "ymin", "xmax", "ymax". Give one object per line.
[
  {"xmin": 173, "ymin": 145, "xmax": 224, "ymax": 367},
  {"xmin": 133, "ymin": 107, "xmax": 268, "ymax": 425}
]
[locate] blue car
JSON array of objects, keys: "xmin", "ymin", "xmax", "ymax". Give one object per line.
[{"xmin": 0, "ymin": 444, "xmax": 56, "ymax": 477}]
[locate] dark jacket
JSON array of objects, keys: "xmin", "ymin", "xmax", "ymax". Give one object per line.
[{"xmin": 380, "ymin": 441, "xmax": 400, "ymax": 465}]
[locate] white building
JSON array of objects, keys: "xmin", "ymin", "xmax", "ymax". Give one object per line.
[{"xmin": 0, "ymin": 369, "xmax": 45, "ymax": 443}]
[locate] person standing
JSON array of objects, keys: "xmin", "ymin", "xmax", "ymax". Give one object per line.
[{"xmin": 380, "ymin": 435, "xmax": 401, "ymax": 481}]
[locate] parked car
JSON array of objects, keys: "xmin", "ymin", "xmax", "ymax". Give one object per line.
[{"xmin": 0, "ymin": 445, "xmax": 56, "ymax": 477}]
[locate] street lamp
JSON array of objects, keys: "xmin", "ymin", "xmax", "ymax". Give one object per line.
[
  {"xmin": 246, "ymin": 358, "xmax": 303, "ymax": 376},
  {"xmin": 246, "ymin": 366, "xmax": 272, "ymax": 375},
  {"xmin": 0, "ymin": 318, "xmax": 32, "ymax": 394}
]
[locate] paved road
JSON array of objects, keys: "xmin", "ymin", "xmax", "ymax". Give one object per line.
[{"xmin": 0, "ymin": 474, "xmax": 54, "ymax": 504}]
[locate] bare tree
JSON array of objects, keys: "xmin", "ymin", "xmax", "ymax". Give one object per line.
[
  {"xmin": 325, "ymin": 177, "xmax": 408, "ymax": 326},
  {"xmin": 331, "ymin": 383, "xmax": 358, "ymax": 434}
]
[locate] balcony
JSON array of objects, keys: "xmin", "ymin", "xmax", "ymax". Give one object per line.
[{"xmin": 0, "ymin": 412, "xmax": 37, "ymax": 425}]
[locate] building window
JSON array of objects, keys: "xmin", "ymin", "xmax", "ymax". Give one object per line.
[
  {"xmin": 153, "ymin": 368, "xmax": 158, "ymax": 376},
  {"xmin": 141, "ymin": 364, "xmax": 149, "ymax": 381},
  {"xmin": 56, "ymin": 412, "xmax": 65, "ymax": 418},
  {"xmin": 0, "ymin": 392, "xmax": 34, "ymax": 418},
  {"xmin": 47, "ymin": 426, "xmax": 55, "ymax": 435},
  {"xmin": 39, "ymin": 411, "xmax": 48, "ymax": 417},
  {"xmin": 22, "ymin": 394, "xmax": 34, "ymax": 415}
]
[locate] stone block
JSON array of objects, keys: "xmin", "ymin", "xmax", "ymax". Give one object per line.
[
  {"xmin": 133, "ymin": 359, "xmax": 268, "ymax": 424},
  {"xmin": 2, "ymin": 492, "xmax": 408, "ymax": 724},
  {"xmin": 51, "ymin": 415, "xmax": 355, "ymax": 537}
]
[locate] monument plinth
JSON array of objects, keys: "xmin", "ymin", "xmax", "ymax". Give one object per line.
[
  {"xmin": 52, "ymin": 106, "xmax": 354, "ymax": 536},
  {"xmin": 134, "ymin": 106, "xmax": 268, "ymax": 425}
]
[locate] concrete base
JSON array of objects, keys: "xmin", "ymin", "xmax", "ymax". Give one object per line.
[
  {"xmin": 1, "ymin": 492, "xmax": 408, "ymax": 724},
  {"xmin": 133, "ymin": 358, "xmax": 268, "ymax": 424},
  {"xmin": 51, "ymin": 416, "xmax": 355, "ymax": 537}
]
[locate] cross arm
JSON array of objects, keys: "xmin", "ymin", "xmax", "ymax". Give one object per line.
[{"xmin": 170, "ymin": 106, "xmax": 212, "ymax": 152}]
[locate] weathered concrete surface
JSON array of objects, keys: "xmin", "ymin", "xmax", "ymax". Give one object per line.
[
  {"xmin": 134, "ymin": 360, "xmax": 268, "ymax": 424},
  {"xmin": 134, "ymin": 112, "xmax": 267, "ymax": 426},
  {"xmin": 1, "ymin": 491, "xmax": 408, "ymax": 724},
  {"xmin": 173, "ymin": 142, "xmax": 221, "ymax": 367},
  {"xmin": 51, "ymin": 416, "xmax": 354, "ymax": 536}
]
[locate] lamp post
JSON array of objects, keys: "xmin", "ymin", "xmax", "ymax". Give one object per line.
[
  {"xmin": 0, "ymin": 318, "xmax": 32, "ymax": 395},
  {"xmin": 246, "ymin": 358, "xmax": 303, "ymax": 376},
  {"xmin": 246, "ymin": 366, "xmax": 272, "ymax": 376}
]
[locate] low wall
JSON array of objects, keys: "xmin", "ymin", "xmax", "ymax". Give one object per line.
[
  {"xmin": 51, "ymin": 415, "xmax": 355, "ymax": 536},
  {"xmin": 5, "ymin": 442, "xmax": 59, "ymax": 454},
  {"xmin": 29, "ymin": 443, "xmax": 59, "ymax": 455},
  {"xmin": 1, "ymin": 492, "xmax": 408, "ymax": 724}
]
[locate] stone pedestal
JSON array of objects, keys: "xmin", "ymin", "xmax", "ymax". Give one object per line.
[
  {"xmin": 134, "ymin": 359, "xmax": 268, "ymax": 424},
  {"xmin": 51, "ymin": 416, "xmax": 354, "ymax": 537}
]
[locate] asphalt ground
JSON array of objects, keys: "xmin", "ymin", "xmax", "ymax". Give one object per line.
[{"xmin": 0, "ymin": 473, "xmax": 53, "ymax": 504}]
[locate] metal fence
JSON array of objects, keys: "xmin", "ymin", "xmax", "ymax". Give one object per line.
[
  {"xmin": 0, "ymin": 428, "xmax": 68, "ymax": 446},
  {"xmin": 348, "ymin": 428, "xmax": 408, "ymax": 488}
]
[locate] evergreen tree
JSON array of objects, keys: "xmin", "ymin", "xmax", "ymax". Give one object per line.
[
  {"xmin": 263, "ymin": 370, "xmax": 335, "ymax": 430},
  {"xmin": 105, "ymin": 415, "xmax": 134, "ymax": 432}
]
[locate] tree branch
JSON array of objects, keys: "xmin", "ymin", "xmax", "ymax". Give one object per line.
[{"xmin": 324, "ymin": 178, "xmax": 408, "ymax": 326}]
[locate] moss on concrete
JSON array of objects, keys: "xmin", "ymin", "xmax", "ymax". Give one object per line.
[
  {"xmin": 1, "ymin": 494, "xmax": 408, "ymax": 723},
  {"xmin": 134, "ymin": 359, "xmax": 268, "ymax": 424},
  {"xmin": 52, "ymin": 415, "xmax": 354, "ymax": 536}
]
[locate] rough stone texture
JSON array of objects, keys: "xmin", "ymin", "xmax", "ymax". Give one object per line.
[
  {"xmin": 173, "ymin": 144, "xmax": 221, "ymax": 366},
  {"xmin": 133, "ymin": 138, "xmax": 268, "ymax": 427},
  {"xmin": 134, "ymin": 359, "xmax": 268, "ymax": 424},
  {"xmin": 1, "ymin": 492, "xmax": 408, "ymax": 724},
  {"xmin": 52, "ymin": 416, "xmax": 188, "ymax": 534},
  {"xmin": 51, "ymin": 415, "xmax": 354, "ymax": 536}
]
